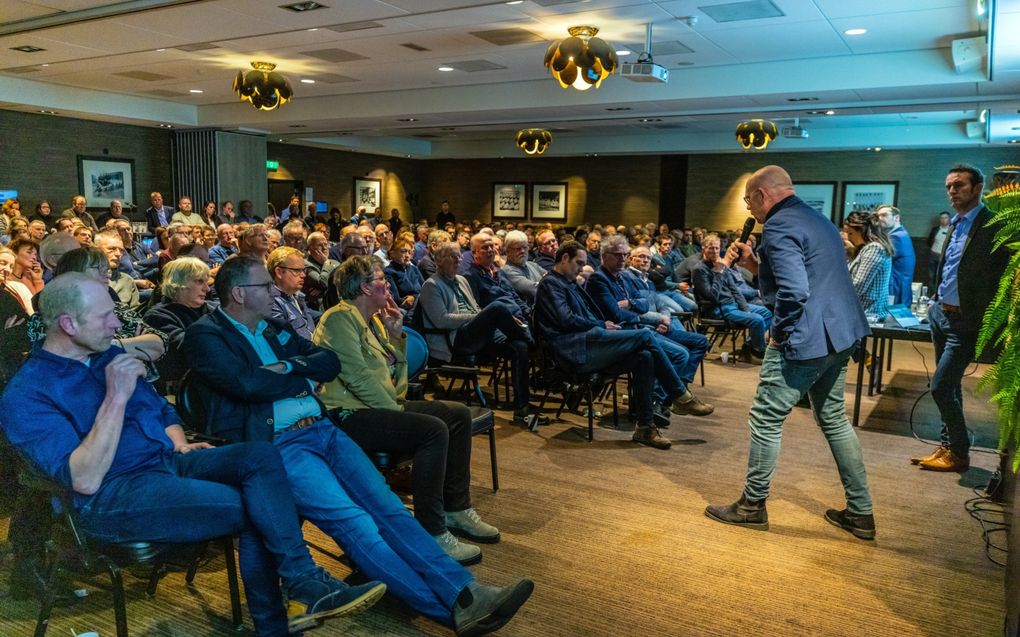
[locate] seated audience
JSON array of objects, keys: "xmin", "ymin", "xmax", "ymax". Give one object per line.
[
  {"xmin": 282, "ymin": 220, "xmax": 308, "ymax": 251},
  {"xmin": 8, "ymin": 238, "xmax": 44, "ymax": 295},
  {"xmin": 30, "ymin": 200, "xmax": 58, "ymax": 232},
  {"xmin": 374, "ymin": 223, "xmax": 393, "ymax": 265},
  {"xmin": 26, "ymin": 220, "xmax": 47, "ymax": 242},
  {"xmin": 303, "ymin": 231, "xmax": 337, "ymax": 312},
  {"xmin": 532, "ymin": 230, "xmax": 558, "ymax": 272},
  {"xmin": 0, "ymin": 246, "xmax": 33, "ymax": 316},
  {"xmin": 268, "ymin": 246, "xmax": 319, "ymax": 340},
  {"xmin": 535, "ymin": 242, "xmax": 698, "ymax": 450},
  {"xmin": 171, "ymin": 196, "xmax": 207, "ymax": 227},
  {"xmin": 418, "ymin": 229, "xmax": 450, "ymax": 280},
  {"xmin": 94, "ymin": 229, "xmax": 139, "ymax": 309},
  {"xmin": 500, "ymin": 230, "xmax": 545, "ymax": 304},
  {"xmin": 413, "ymin": 224, "xmax": 430, "ymax": 264},
  {"xmin": 143, "ymin": 257, "xmax": 216, "ymax": 383},
  {"xmin": 235, "ymin": 199, "xmax": 262, "ymax": 225},
  {"xmin": 209, "ymin": 223, "xmax": 239, "ymax": 265},
  {"xmin": 692, "ymin": 233, "xmax": 772, "ymax": 362},
  {"xmin": 2, "ymin": 272, "xmax": 385, "ymax": 636},
  {"xmin": 587, "ymin": 236, "xmax": 712, "ymax": 419},
  {"xmin": 61, "ymin": 195, "xmax": 99, "ymax": 232},
  {"xmin": 182, "ymin": 256, "xmax": 534, "ymax": 636},
  {"xmin": 418, "ymin": 242, "xmax": 537, "ymax": 425},
  {"xmin": 95, "ymin": 199, "xmax": 127, "ymax": 229},
  {"xmin": 843, "ymin": 211, "xmax": 893, "ymax": 317},
  {"xmin": 315, "ymin": 256, "xmax": 498, "ymax": 563},
  {"xmin": 237, "ymin": 222, "xmax": 272, "ymax": 261},
  {"xmin": 384, "ymin": 237, "xmax": 424, "ymax": 310},
  {"xmin": 0, "ymin": 247, "xmax": 31, "ymax": 387}
]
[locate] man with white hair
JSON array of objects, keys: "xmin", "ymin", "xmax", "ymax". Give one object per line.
[
  {"xmin": 94, "ymin": 229, "xmax": 140, "ymax": 309},
  {"xmin": 208, "ymin": 223, "xmax": 238, "ymax": 265},
  {"xmin": 374, "ymin": 223, "xmax": 393, "ymax": 266},
  {"xmin": 501, "ymin": 230, "xmax": 545, "ymax": 304}
]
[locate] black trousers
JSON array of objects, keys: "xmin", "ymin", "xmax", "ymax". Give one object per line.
[
  {"xmin": 338, "ymin": 400, "xmax": 473, "ymax": 536},
  {"xmin": 453, "ymin": 302, "xmax": 532, "ymax": 410}
]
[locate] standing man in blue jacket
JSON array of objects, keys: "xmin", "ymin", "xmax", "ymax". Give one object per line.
[
  {"xmin": 705, "ymin": 166, "xmax": 875, "ymax": 540},
  {"xmin": 877, "ymin": 204, "xmax": 915, "ymax": 306}
]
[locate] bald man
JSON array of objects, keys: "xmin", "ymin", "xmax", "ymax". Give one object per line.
[{"xmin": 705, "ymin": 165, "xmax": 874, "ymax": 540}]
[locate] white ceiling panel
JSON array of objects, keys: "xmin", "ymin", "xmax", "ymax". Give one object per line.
[
  {"xmin": 854, "ymin": 83, "xmax": 978, "ymax": 101},
  {"xmin": 702, "ymin": 20, "xmax": 850, "ymax": 63},
  {"xmin": 810, "ymin": 0, "xmax": 968, "ymax": 20},
  {"xmin": 658, "ymin": 0, "xmax": 825, "ymax": 32},
  {"xmin": 831, "ymin": 6, "xmax": 982, "ymax": 55},
  {"xmin": 215, "ymin": 0, "xmax": 409, "ymax": 24},
  {"xmin": 3, "ymin": 1, "xmax": 61, "ymax": 22},
  {"xmin": 21, "ymin": 0, "xmax": 114, "ymax": 10},
  {"xmin": 112, "ymin": 5, "xmax": 279, "ymax": 40}
]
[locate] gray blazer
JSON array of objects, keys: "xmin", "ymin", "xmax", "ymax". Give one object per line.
[
  {"xmin": 501, "ymin": 260, "xmax": 546, "ymax": 303},
  {"xmin": 418, "ymin": 272, "xmax": 480, "ymax": 361}
]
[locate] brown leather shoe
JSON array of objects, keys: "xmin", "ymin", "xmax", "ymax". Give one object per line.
[
  {"xmin": 910, "ymin": 446, "xmax": 947, "ymax": 465},
  {"xmin": 632, "ymin": 425, "xmax": 671, "ymax": 450},
  {"xmin": 919, "ymin": 449, "xmax": 969, "ymax": 472}
]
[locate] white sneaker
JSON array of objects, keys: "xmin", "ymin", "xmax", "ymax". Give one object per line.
[{"xmin": 434, "ymin": 530, "xmax": 482, "ymax": 566}]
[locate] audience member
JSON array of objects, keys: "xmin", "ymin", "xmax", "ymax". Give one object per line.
[
  {"xmin": 303, "ymin": 232, "xmax": 337, "ymax": 312},
  {"xmin": 209, "ymin": 223, "xmax": 239, "ymax": 265},
  {"xmin": 384, "ymin": 238, "xmax": 424, "ymax": 310},
  {"xmin": 926, "ymin": 211, "xmax": 951, "ymax": 290},
  {"xmin": 172, "ymin": 197, "xmax": 207, "ymax": 227},
  {"xmin": 268, "ymin": 246, "xmax": 319, "ymax": 341},
  {"xmin": 436, "ymin": 200, "xmax": 456, "ymax": 226},
  {"xmin": 235, "ymin": 199, "xmax": 262, "ymax": 225},
  {"xmin": 143, "ymin": 257, "xmax": 215, "ymax": 383},
  {"xmin": 145, "ymin": 191, "xmax": 174, "ymax": 232},
  {"xmin": 418, "ymin": 230, "xmax": 450, "ymax": 280},
  {"xmin": 94, "ymin": 230, "xmax": 139, "ymax": 309},
  {"xmin": 95, "ymin": 199, "xmax": 127, "ymax": 228},
  {"xmin": 30, "ymin": 200, "xmax": 58, "ymax": 232},
  {"xmin": 843, "ymin": 211, "xmax": 893, "ymax": 317},
  {"xmin": 182, "ymin": 256, "xmax": 534, "ymax": 636},
  {"xmin": 72, "ymin": 224, "xmax": 93, "ymax": 247},
  {"xmin": 237, "ymin": 223, "xmax": 272, "ymax": 261},
  {"xmin": 374, "ymin": 223, "xmax": 393, "ymax": 265},
  {"xmin": 532, "ymin": 230, "xmax": 558, "ymax": 272},
  {"xmin": 8, "ymin": 238, "xmax": 44, "ymax": 296},
  {"xmin": 876, "ymin": 204, "xmax": 915, "ymax": 306},
  {"xmin": 282, "ymin": 220, "xmax": 308, "ymax": 252},
  {"xmin": 61, "ymin": 195, "xmax": 99, "ymax": 232},
  {"xmin": 500, "ymin": 230, "xmax": 545, "ymax": 304}
]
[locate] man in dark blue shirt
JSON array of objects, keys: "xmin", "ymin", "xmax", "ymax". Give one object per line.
[{"xmin": 0, "ymin": 273, "xmax": 384, "ymax": 636}]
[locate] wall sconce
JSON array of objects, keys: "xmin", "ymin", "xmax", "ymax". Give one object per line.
[
  {"xmin": 515, "ymin": 129, "xmax": 552, "ymax": 155},
  {"xmin": 736, "ymin": 119, "xmax": 778, "ymax": 150},
  {"xmin": 233, "ymin": 61, "xmax": 293, "ymax": 111},
  {"xmin": 543, "ymin": 26, "xmax": 618, "ymax": 91}
]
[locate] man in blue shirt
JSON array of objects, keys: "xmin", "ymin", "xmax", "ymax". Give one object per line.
[
  {"xmin": 208, "ymin": 223, "xmax": 239, "ymax": 265},
  {"xmin": 876, "ymin": 204, "xmax": 916, "ymax": 306},
  {"xmin": 0, "ymin": 273, "xmax": 385, "ymax": 636},
  {"xmin": 912, "ymin": 164, "xmax": 1011, "ymax": 472},
  {"xmin": 705, "ymin": 166, "xmax": 874, "ymax": 540}
]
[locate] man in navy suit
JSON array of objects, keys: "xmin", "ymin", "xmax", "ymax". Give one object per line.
[
  {"xmin": 705, "ymin": 166, "xmax": 875, "ymax": 540},
  {"xmin": 145, "ymin": 191, "xmax": 174, "ymax": 233},
  {"xmin": 877, "ymin": 205, "xmax": 915, "ymax": 306}
]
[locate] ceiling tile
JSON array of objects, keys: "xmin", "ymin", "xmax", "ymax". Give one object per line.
[
  {"xmin": 810, "ymin": 0, "xmax": 966, "ymax": 20},
  {"xmin": 701, "ymin": 19, "xmax": 850, "ymax": 62},
  {"xmin": 831, "ymin": 6, "xmax": 981, "ymax": 55}
]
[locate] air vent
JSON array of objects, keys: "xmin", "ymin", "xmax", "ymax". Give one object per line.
[
  {"xmin": 401, "ymin": 43, "xmax": 430, "ymax": 52},
  {"xmin": 10, "ymin": 45, "xmax": 46, "ymax": 53},
  {"xmin": 114, "ymin": 70, "xmax": 175, "ymax": 82},
  {"xmin": 606, "ymin": 107, "xmax": 632, "ymax": 111},
  {"xmin": 622, "ymin": 41, "xmax": 693, "ymax": 55},
  {"xmin": 699, "ymin": 0, "xmax": 784, "ymax": 23},
  {"xmin": 469, "ymin": 28, "xmax": 544, "ymax": 46},
  {"xmin": 443, "ymin": 59, "xmax": 507, "ymax": 72},
  {"xmin": 300, "ymin": 48, "xmax": 368, "ymax": 62},
  {"xmin": 314, "ymin": 72, "xmax": 358, "ymax": 83},
  {"xmin": 174, "ymin": 42, "xmax": 219, "ymax": 52},
  {"xmin": 280, "ymin": 1, "xmax": 327, "ymax": 12},
  {"xmin": 327, "ymin": 21, "xmax": 384, "ymax": 33},
  {"xmin": 786, "ymin": 96, "xmax": 819, "ymax": 102}
]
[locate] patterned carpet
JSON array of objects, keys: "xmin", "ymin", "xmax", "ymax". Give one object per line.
[{"xmin": 0, "ymin": 340, "xmax": 1005, "ymax": 637}]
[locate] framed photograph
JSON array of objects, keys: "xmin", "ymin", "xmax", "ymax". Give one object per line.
[
  {"xmin": 530, "ymin": 182, "xmax": 567, "ymax": 221},
  {"xmin": 794, "ymin": 181, "xmax": 837, "ymax": 224},
  {"xmin": 77, "ymin": 155, "xmax": 136, "ymax": 210},
  {"xmin": 353, "ymin": 177, "xmax": 382, "ymax": 212},
  {"xmin": 492, "ymin": 183, "xmax": 527, "ymax": 219},
  {"xmin": 841, "ymin": 181, "xmax": 899, "ymax": 225}
]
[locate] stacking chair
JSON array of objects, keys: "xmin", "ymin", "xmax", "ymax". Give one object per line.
[
  {"xmin": 695, "ymin": 303, "xmax": 747, "ymax": 363},
  {"xmin": 531, "ymin": 341, "xmax": 621, "ymax": 442}
]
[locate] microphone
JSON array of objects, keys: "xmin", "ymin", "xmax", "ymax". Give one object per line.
[{"xmin": 738, "ymin": 217, "xmax": 755, "ymax": 244}]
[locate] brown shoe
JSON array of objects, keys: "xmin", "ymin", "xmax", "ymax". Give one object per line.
[
  {"xmin": 670, "ymin": 391, "xmax": 715, "ymax": 417},
  {"xmin": 919, "ymin": 449, "xmax": 969, "ymax": 472},
  {"xmin": 632, "ymin": 425, "xmax": 671, "ymax": 450},
  {"xmin": 910, "ymin": 446, "xmax": 947, "ymax": 465}
]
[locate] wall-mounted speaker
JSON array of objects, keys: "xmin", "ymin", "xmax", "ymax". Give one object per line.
[{"xmin": 951, "ymin": 36, "xmax": 987, "ymax": 74}]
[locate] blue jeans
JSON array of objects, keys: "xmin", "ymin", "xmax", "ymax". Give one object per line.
[
  {"xmin": 743, "ymin": 345, "xmax": 873, "ymax": 515},
  {"xmin": 929, "ymin": 303, "xmax": 977, "ymax": 456},
  {"xmin": 77, "ymin": 442, "xmax": 317, "ymax": 637},
  {"xmin": 714, "ymin": 303, "xmax": 772, "ymax": 353},
  {"xmin": 274, "ymin": 421, "xmax": 472, "ymax": 625},
  {"xmin": 663, "ymin": 320, "xmax": 709, "ymax": 385},
  {"xmin": 660, "ymin": 290, "xmax": 698, "ymax": 312},
  {"xmin": 581, "ymin": 327, "xmax": 684, "ymax": 424}
]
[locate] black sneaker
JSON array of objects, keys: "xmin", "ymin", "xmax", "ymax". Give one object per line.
[
  {"xmin": 287, "ymin": 569, "xmax": 386, "ymax": 634},
  {"xmin": 824, "ymin": 508, "xmax": 876, "ymax": 540},
  {"xmin": 704, "ymin": 495, "xmax": 769, "ymax": 531},
  {"xmin": 453, "ymin": 579, "xmax": 535, "ymax": 637}
]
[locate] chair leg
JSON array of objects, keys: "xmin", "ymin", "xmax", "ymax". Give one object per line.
[
  {"xmin": 220, "ymin": 537, "xmax": 244, "ymax": 631},
  {"xmin": 472, "ymin": 375, "xmax": 486, "ymax": 407},
  {"xmin": 487, "ymin": 428, "xmax": 499, "ymax": 493},
  {"xmin": 100, "ymin": 555, "xmax": 129, "ymax": 637},
  {"xmin": 699, "ymin": 357, "xmax": 706, "ymax": 386},
  {"xmin": 611, "ymin": 380, "xmax": 619, "ymax": 429},
  {"xmin": 33, "ymin": 544, "xmax": 59, "ymax": 637},
  {"xmin": 146, "ymin": 560, "xmax": 167, "ymax": 598},
  {"xmin": 586, "ymin": 387, "xmax": 594, "ymax": 442},
  {"xmin": 184, "ymin": 542, "xmax": 207, "ymax": 586}
]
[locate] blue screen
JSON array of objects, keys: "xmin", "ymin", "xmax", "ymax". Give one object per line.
[
  {"xmin": 315, "ymin": 201, "xmax": 328, "ymax": 213},
  {"xmin": 0, "ymin": 190, "xmax": 18, "ymax": 201}
]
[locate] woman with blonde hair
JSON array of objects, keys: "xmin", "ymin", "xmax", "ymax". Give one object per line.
[{"xmin": 144, "ymin": 257, "xmax": 214, "ymax": 383}]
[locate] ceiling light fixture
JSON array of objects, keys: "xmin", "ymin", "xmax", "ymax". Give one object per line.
[
  {"xmin": 544, "ymin": 25, "xmax": 619, "ymax": 91},
  {"xmin": 615, "ymin": 49, "xmax": 631, "ymax": 55},
  {"xmin": 233, "ymin": 61, "xmax": 293, "ymax": 111},
  {"xmin": 397, "ymin": 117, "xmax": 417, "ymax": 122},
  {"xmin": 189, "ymin": 89, "xmax": 204, "ymax": 93},
  {"xmin": 844, "ymin": 28, "xmax": 867, "ymax": 36},
  {"xmin": 10, "ymin": 45, "xmax": 46, "ymax": 53},
  {"xmin": 300, "ymin": 78, "xmax": 315, "ymax": 84},
  {"xmin": 736, "ymin": 119, "xmax": 778, "ymax": 150},
  {"xmin": 159, "ymin": 123, "xmax": 173, "ymax": 128},
  {"xmin": 506, "ymin": 0, "xmax": 524, "ymax": 4},
  {"xmin": 437, "ymin": 66, "xmax": 454, "ymax": 71},
  {"xmin": 515, "ymin": 129, "xmax": 552, "ymax": 155},
  {"xmin": 38, "ymin": 110, "xmax": 56, "ymax": 115}
]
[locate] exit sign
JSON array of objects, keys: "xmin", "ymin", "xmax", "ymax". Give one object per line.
[{"xmin": 266, "ymin": 160, "xmax": 279, "ymax": 170}]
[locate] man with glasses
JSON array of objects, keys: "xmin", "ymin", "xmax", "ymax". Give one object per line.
[
  {"xmin": 238, "ymin": 223, "xmax": 272, "ymax": 262},
  {"xmin": 706, "ymin": 165, "xmax": 874, "ymax": 540},
  {"xmin": 94, "ymin": 229, "xmax": 140, "ymax": 310},
  {"xmin": 532, "ymin": 230, "xmax": 558, "ymax": 272},
  {"xmin": 269, "ymin": 246, "xmax": 319, "ymax": 341},
  {"xmin": 588, "ymin": 234, "xmax": 714, "ymax": 427},
  {"xmin": 184, "ymin": 257, "xmax": 533, "ymax": 636}
]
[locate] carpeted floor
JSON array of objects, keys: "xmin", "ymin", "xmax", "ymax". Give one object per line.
[{"xmin": 0, "ymin": 340, "xmax": 1006, "ymax": 637}]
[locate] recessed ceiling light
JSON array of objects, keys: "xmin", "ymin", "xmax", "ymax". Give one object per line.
[
  {"xmin": 300, "ymin": 78, "xmax": 315, "ymax": 84},
  {"xmin": 844, "ymin": 28, "xmax": 867, "ymax": 36},
  {"xmin": 437, "ymin": 66, "xmax": 454, "ymax": 72},
  {"xmin": 397, "ymin": 117, "xmax": 417, "ymax": 122},
  {"xmin": 189, "ymin": 89, "xmax": 203, "ymax": 93},
  {"xmin": 307, "ymin": 28, "xmax": 318, "ymax": 31},
  {"xmin": 280, "ymin": 1, "xmax": 326, "ymax": 12},
  {"xmin": 506, "ymin": 0, "xmax": 523, "ymax": 4},
  {"xmin": 279, "ymin": 138, "xmax": 284, "ymax": 142},
  {"xmin": 41, "ymin": 63, "xmax": 49, "ymax": 67},
  {"xmin": 38, "ymin": 110, "xmax": 56, "ymax": 115},
  {"xmin": 1008, "ymin": 139, "xmax": 1020, "ymax": 144},
  {"xmin": 615, "ymin": 49, "xmax": 631, "ymax": 55},
  {"xmin": 156, "ymin": 48, "xmax": 166, "ymax": 52},
  {"xmin": 10, "ymin": 45, "xmax": 45, "ymax": 53},
  {"xmin": 873, "ymin": 147, "xmax": 882, "ymax": 151},
  {"xmin": 638, "ymin": 118, "xmax": 662, "ymax": 123},
  {"xmin": 787, "ymin": 96, "xmax": 819, "ymax": 102},
  {"xmin": 158, "ymin": 123, "xmax": 173, "ymax": 128}
]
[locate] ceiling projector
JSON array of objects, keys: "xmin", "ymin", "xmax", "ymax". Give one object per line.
[
  {"xmin": 621, "ymin": 62, "xmax": 669, "ymax": 84},
  {"xmin": 782, "ymin": 125, "xmax": 809, "ymax": 139}
]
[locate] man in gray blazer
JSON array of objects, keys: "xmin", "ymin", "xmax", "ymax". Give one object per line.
[{"xmin": 706, "ymin": 165, "xmax": 874, "ymax": 540}]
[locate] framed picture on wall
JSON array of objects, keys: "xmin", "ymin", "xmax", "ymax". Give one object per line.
[
  {"xmin": 793, "ymin": 181, "xmax": 837, "ymax": 224},
  {"xmin": 492, "ymin": 183, "xmax": 527, "ymax": 219},
  {"xmin": 353, "ymin": 177, "xmax": 382, "ymax": 212},
  {"xmin": 530, "ymin": 182, "xmax": 567, "ymax": 221},
  {"xmin": 841, "ymin": 181, "xmax": 899, "ymax": 225},
  {"xmin": 77, "ymin": 155, "xmax": 136, "ymax": 210}
]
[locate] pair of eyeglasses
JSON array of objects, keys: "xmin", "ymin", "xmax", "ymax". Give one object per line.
[{"xmin": 277, "ymin": 266, "xmax": 305, "ymax": 274}]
